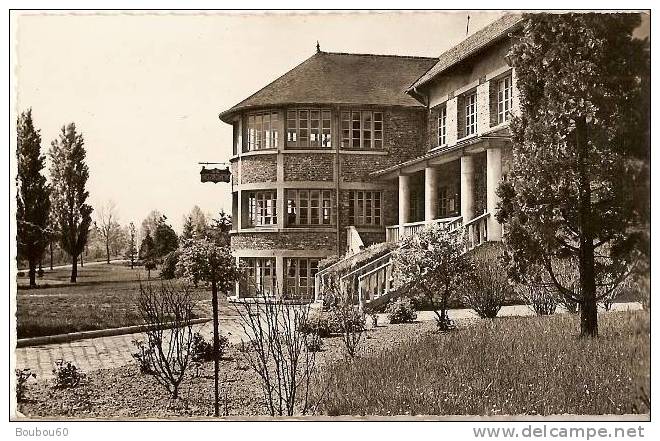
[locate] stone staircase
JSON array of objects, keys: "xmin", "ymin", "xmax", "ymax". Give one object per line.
[{"xmin": 315, "ymin": 212, "xmax": 496, "ymax": 311}]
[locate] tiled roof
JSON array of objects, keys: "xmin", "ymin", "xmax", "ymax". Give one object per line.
[
  {"xmin": 219, "ymin": 51, "xmax": 438, "ymax": 122},
  {"xmin": 407, "ymin": 14, "xmax": 524, "ymax": 92}
]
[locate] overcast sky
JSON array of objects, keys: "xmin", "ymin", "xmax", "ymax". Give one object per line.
[{"xmin": 13, "ymin": 10, "xmax": 648, "ymax": 233}]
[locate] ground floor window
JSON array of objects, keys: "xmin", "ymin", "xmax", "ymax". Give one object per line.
[
  {"xmin": 241, "ymin": 257, "xmax": 277, "ymax": 297},
  {"xmin": 438, "ymin": 186, "xmax": 458, "ymax": 217},
  {"xmin": 285, "ymin": 258, "xmax": 319, "ymax": 300},
  {"xmin": 348, "ymin": 190, "xmax": 382, "ymax": 226}
]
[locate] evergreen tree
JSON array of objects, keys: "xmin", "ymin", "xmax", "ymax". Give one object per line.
[
  {"xmin": 209, "ymin": 209, "xmax": 232, "ymax": 247},
  {"xmin": 498, "ymin": 13, "xmax": 649, "ymax": 336},
  {"xmin": 153, "ymin": 216, "xmax": 179, "ymax": 259},
  {"xmin": 16, "ymin": 109, "xmax": 51, "ymax": 288},
  {"xmin": 126, "ymin": 222, "xmax": 138, "ymax": 269},
  {"xmin": 49, "ymin": 123, "xmax": 93, "ymax": 283}
]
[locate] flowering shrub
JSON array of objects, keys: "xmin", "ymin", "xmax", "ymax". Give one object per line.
[
  {"xmin": 15, "ymin": 368, "xmax": 36, "ymax": 401},
  {"xmin": 386, "ymin": 297, "xmax": 417, "ymax": 324},
  {"xmin": 52, "ymin": 360, "xmax": 86, "ymax": 388},
  {"xmin": 191, "ymin": 332, "xmax": 228, "ymax": 362}
]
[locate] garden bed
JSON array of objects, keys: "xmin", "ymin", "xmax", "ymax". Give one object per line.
[{"xmin": 16, "ymin": 310, "xmax": 649, "ymax": 418}]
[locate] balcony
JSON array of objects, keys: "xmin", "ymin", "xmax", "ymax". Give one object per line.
[{"xmin": 385, "ymin": 215, "xmax": 463, "ymax": 243}]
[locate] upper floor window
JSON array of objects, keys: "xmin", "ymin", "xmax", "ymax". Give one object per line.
[
  {"xmin": 247, "ymin": 190, "xmax": 277, "ymax": 226},
  {"xmin": 497, "ymin": 75, "xmax": 513, "ymax": 124},
  {"xmin": 341, "ymin": 110, "xmax": 383, "ymax": 149},
  {"xmin": 437, "ymin": 106, "xmax": 447, "ymax": 147},
  {"xmin": 465, "ymin": 92, "xmax": 477, "ymax": 137},
  {"xmin": 286, "ymin": 109, "xmax": 332, "ymax": 148},
  {"xmin": 349, "ymin": 190, "xmax": 382, "ymax": 226},
  {"xmin": 286, "ymin": 189, "xmax": 333, "ymax": 226},
  {"xmin": 247, "ymin": 111, "xmax": 279, "ymax": 151}
]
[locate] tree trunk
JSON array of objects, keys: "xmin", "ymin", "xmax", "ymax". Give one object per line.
[
  {"xmin": 71, "ymin": 254, "xmax": 78, "ymax": 283},
  {"xmin": 80, "ymin": 252, "xmax": 84, "ymax": 267},
  {"xmin": 130, "ymin": 257, "xmax": 134, "ymax": 269},
  {"xmin": 106, "ymin": 242, "xmax": 110, "ymax": 264},
  {"xmin": 577, "ymin": 119, "xmax": 598, "ymax": 337},
  {"xmin": 28, "ymin": 259, "xmax": 37, "ymax": 288},
  {"xmin": 212, "ymin": 279, "xmax": 220, "ymax": 417},
  {"xmin": 49, "ymin": 240, "xmax": 53, "ymax": 270}
]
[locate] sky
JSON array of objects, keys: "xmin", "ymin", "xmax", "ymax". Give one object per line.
[{"xmin": 13, "ymin": 10, "xmax": 649, "ymax": 233}]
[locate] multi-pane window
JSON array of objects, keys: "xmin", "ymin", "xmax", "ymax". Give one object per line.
[
  {"xmin": 247, "ymin": 111, "xmax": 279, "ymax": 151},
  {"xmin": 465, "ymin": 92, "xmax": 477, "ymax": 137},
  {"xmin": 348, "ymin": 191, "xmax": 382, "ymax": 226},
  {"xmin": 286, "ymin": 189, "xmax": 333, "ymax": 226},
  {"xmin": 247, "ymin": 191, "xmax": 277, "ymax": 226},
  {"xmin": 437, "ymin": 106, "xmax": 447, "ymax": 147},
  {"xmin": 285, "ymin": 258, "xmax": 319, "ymax": 300},
  {"xmin": 438, "ymin": 186, "xmax": 457, "ymax": 217},
  {"xmin": 286, "ymin": 109, "xmax": 332, "ymax": 148},
  {"xmin": 497, "ymin": 76, "xmax": 513, "ymax": 124},
  {"xmin": 341, "ymin": 111, "xmax": 383, "ymax": 149},
  {"xmin": 242, "ymin": 258, "xmax": 277, "ymax": 297}
]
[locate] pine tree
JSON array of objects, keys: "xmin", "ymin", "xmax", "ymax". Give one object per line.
[
  {"xmin": 498, "ymin": 13, "xmax": 649, "ymax": 336},
  {"xmin": 16, "ymin": 109, "xmax": 51, "ymax": 288},
  {"xmin": 126, "ymin": 222, "xmax": 138, "ymax": 269},
  {"xmin": 49, "ymin": 123, "xmax": 93, "ymax": 283}
]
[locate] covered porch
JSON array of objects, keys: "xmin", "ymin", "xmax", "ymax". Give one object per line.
[{"xmin": 375, "ymin": 139, "xmax": 508, "ymax": 248}]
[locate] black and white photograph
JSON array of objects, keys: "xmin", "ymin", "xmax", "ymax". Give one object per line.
[{"xmin": 5, "ymin": 3, "xmax": 654, "ymax": 437}]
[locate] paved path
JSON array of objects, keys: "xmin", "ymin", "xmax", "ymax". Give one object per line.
[{"xmin": 14, "ymin": 302, "xmax": 642, "ymax": 380}]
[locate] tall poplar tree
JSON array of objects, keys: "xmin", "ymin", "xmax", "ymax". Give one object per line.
[
  {"xmin": 16, "ymin": 109, "xmax": 51, "ymax": 288},
  {"xmin": 49, "ymin": 123, "xmax": 93, "ymax": 283},
  {"xmin": 498, "ymin": 13, "xmax": 649, "ymax": 336}
]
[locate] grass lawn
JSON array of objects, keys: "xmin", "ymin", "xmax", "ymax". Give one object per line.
[
  {"xmin": 314, "ymin": 310, "xmax": 650, "ymax": 416},
  {"xmin": 16, "ymin": 263, "xmax": 215, "ymax": 339}
]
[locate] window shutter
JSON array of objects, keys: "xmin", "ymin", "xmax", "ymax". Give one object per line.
[
  {"xmin": 489, "ymin": 80, "xmax": 499, "ymax": 127},
  {"xmin": 429, "ymin": 107, "xmax": 439, "ymax": 149},
  {"xmin": 456, "ymin": 95, "xmax": 465, "ymax": 139}
]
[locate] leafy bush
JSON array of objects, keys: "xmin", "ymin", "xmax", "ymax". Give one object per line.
[
  {"xmin": 386, "ymin": 297, "xmax": 417, "ymax": 324},
  {"xmin": 37, "ymin": 268, "xmax": 44, "ymax": 278},
  {"xmin": 15, "ymin": 368, "xmax": 36, "ymax": 401},
  {"xmin": 160, "ymin": 249, "xmax": 181, "ymax": 280},
  {"xmin": 369, "ymin": 313, "xmax": 378, "ymax": 328},
  {"xmin": 131, "ymin": 339, "xmax": 155, "ymax": 374},
  {"xmin": 17, "ymin": 271, "xmax": 25, "ymax": 277},
  {"xmin": 462, "ymin": 259, "xmax": 511, "ymax": 318},
  {"xmin": 52, "ymin": 360, "xmax": 86, "ymax": 388},
  {"xmin": 191, "ymin": 331, "xmax": 228, "ymax": 362},
  {"xmin": 298, "ymin": 310, "xmax": 333, "ymax": 337},
  {"xmin": 305, "ymin": 333, "xmax": 324, "ymax": 352}
]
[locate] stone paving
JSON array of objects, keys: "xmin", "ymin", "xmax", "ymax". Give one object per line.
[{"xmin": 14, "ymin": 302, "xmax": 642, "ymax": 380}]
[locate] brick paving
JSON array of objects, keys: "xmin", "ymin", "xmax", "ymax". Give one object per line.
[{"xmin": 14, "ymin": 302, "xmax": 641, "ymax": 380}]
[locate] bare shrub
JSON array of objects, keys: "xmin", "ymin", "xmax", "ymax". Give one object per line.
[
  {"xmin": 15, "ymin": 368, "xmax": 36, "ymax": 401},
  {"xmin": 516, "ymin": 265, "xmax": 560, "ymax": 316},
  {"xmin": 137, "ymin": 280, "xmax": 196, "ymax": 399},
  {"xmin": 462, "ymin": 258, "xmax": 511, "ymax": 318},
  {"xmin": 236, "ymin": 291, "xmax": 318, "ymax": 416}
]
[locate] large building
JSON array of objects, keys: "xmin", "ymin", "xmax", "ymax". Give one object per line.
[{"xmin": 218, "ymin": 14, "xmax": 522, "ymax": 302}]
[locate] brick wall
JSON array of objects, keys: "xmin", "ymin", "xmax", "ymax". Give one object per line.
[
  {"xmin": 240, "ymin": 155, "xmax": 277, "ymax": 184},
  {"xmin": 284, "ymin": 153, "xmax": 334, "ymax": 181},
  {"xmin": 231, "ymin": 231, "xmax": 336, "ymax": 252}
]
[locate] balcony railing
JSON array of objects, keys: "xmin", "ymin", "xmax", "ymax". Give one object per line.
[
  {"xmin": 385, "ymin": 215, "xmax": 463, "ymax": 243},
  {"xmin": 464, "ymin": 212, "xmax": 490, "ymax": 251}
]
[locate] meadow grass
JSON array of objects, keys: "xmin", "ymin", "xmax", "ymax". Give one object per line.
[
  {"xmin": 314, "ymin": 311, "xmax": 650, "ymax": 416},
  {"xmin": 16, "ymin": 263, "xmax": 214, "ymax": 338}
]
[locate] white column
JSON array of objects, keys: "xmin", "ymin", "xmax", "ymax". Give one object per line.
[
  {"xmin": 424, "ymin": 166, "xmax": 438, "ymax": 222},
  {"xmin": 460, "ymin": 155, "xmax": 475, "ymax": 223},
  {"xmin": 398, "ymin": 174, "xmax": 411, "ymax": 236},
  {"xmin": 486, "ymin": 147, "xmax": 503, "ymax": 241}
]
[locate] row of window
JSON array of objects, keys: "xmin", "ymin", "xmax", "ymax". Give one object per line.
[
  {"xmin": 242, "ymin": 109, "xmax": 385, "ymax": 152},
  {"xmin": 240, "ymin": 257, "xmax": 319, "ymax": 300},
  {"xmin": 437, "ymin": 75, "xmax": 513, "ymax": 147},
  {"xmin": 246, "ymin": 190, "xmax": 382, "ymax": 227}
]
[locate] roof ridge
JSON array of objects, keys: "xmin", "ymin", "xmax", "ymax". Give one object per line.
[{"xmin": 322, "ymin": 51, "xmax": 437, "ymax": 60}]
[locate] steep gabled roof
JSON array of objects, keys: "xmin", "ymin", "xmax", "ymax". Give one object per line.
[
  {"xmin": 407, "ymin": 14, "xmax": 524, "ymax": 93},
  {"xmin": 219, "ymin": 51, "xmax": 437, "ymax": 122}
]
